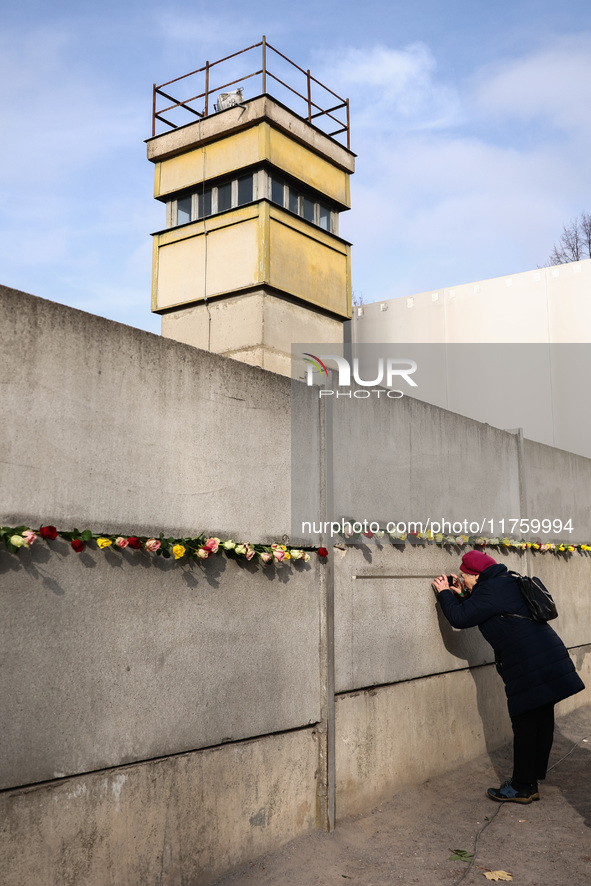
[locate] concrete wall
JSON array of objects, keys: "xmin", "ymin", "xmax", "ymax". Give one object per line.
[
  {"xmin": 352, "ymin": 260, "xmax": 591, "ymax": 458},
  {"xmin": 1, "ymin": 285, "xmax": 320, "ymax": 539},
  {"xmin": 2, "ymin": 285, "xmax": 591, "ymax": 884},
  {"xmin": 0, "ymin": 542, "xmax": 322, "ymax": 791},
  {"xmin": 0, "ymin": 729, "xmax": 319, "ymax": 886}
]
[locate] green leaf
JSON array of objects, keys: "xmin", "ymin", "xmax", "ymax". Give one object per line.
[
  {"xmin": 449, "ymin": 849, "xmax": 474, "ymax": 863},
  {"xmin": 80, "ymin": 529, "xmax": 93, "ymax": 543}
]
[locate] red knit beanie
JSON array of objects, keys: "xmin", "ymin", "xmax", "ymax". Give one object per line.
[{"xmin": 460, "ymin": 550, "xmax": 497, "ymax": 575}]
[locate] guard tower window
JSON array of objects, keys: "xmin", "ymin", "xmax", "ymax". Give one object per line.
[
  {"xmin": 171, "ymin": 172, "xmax": 256, "ymax": 226},
  {"xmin": 217, "ymin": 181, "xmax": 232, "ymax": 213},
  {"xmin": 237, "ymin": 174, "xmax": 254, "ymax": 205},
  {"xmin": 197, "ymin": 188, "xmax": 212, "ymax": 219},
  {"xmin": 170, "ymin": 170, "xmax": 337, "ymax": 233},
  {"xmin": 271, "ymin": 176, "xmax": 285, "ymax": 205},
  {"xmin": 269, "ymin": 172, "xmax": 337, "ymax": 234},
  {"xmin": 177, "ymin": 196, "xmax": 192, "ymax": 225}
]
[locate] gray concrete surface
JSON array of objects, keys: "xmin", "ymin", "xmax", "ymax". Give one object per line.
[
  {"xmin": 0, "ymin": 541, "xmax": 322, "ymax": 789},
  {"xmin": 1, "ymin": 284, "xmax": 321, "ymax": 540},
  {"xmin": 0, "ymin": 727, "xmax": 320, "ymax": 886},
  {"xmin": 209, "ymin": 705, "xmax": 591, "ymax": 886}
]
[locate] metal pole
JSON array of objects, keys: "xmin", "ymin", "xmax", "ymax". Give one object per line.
[
  {"xmin": 346, "ymin": 98, "xmax": 350, "ymax": 150},
  {"xmin": 205, "ymin": 62, "xmax": 210, "ymax": 116},
  {"xmin": 152, "ymin": 84, "xmax": 156, "ymax": 137},
  {"xmin": 307, "ymin": 70, "xmax": 312, "ymax": 122},
  {"xmin": 318, "ymin": 375, "xmax": 336, "ymax": 832},
  {"xmin": 262, "ymin": 35, "xmax": 267, "ymax": 93}
]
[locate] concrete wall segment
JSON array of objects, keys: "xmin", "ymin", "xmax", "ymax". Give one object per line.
[
  {"xmin": 328, "ymin": 392, "xmax": 522, "ymax": 530},
  {"xmin": 0, "ymin": 542, "xmax": 322, "ymax": 790},
  {"xmin": 0, "ymin": 728, "xmax": 319, "ymax": 886},
  {"xmin": 1, "ymin": 285, "xmax": 315, "ymax": 540},
  {"xmin": 335, "ymin": 649, "xmax": 591, "ymax": 818},
  {"xmin": 523, "ymin": 438, "xmax": 591, "ymax": 542}
]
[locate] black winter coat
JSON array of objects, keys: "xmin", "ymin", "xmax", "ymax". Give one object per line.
[{"xmin": 437, "ymin": 563, "xmax": 585, "ymax": 717}]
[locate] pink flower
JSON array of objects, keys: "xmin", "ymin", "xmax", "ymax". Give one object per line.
[
  {"xmin": 272, "ymin": 548, "xmax": 286, "ymax": 563},
  {"xmin": 196, "ymin": 548, "xmax": 210, "ymax": 559},
  {"xmin": 203, "ymin": 537, "xmax": 220, "ymax": 553},
  {"xmin": 145, "ymin": 538, "xmax": 161, "ymax": 552},
  {"xmin": 245, "ymin": 544, "xmax": 255, "ymax": 561},
  {"xmin": 22, "ymin": 530, "xmax": 37, "ymax": 546},
  {"xmin": 259, "ymin": 551, "xmax": 272, "ymax": 564},
  {"xmin": 115, "ymin": 537, "xmax": 129, "ymax": 549}
]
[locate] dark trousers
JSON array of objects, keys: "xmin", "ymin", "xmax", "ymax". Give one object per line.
[{"xmin": 511, "ymin": 702, "xmax": 555, "ymax": 787}]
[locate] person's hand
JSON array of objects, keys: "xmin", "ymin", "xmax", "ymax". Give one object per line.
[
  {"xmin": 432, "ymin": 574, "xmax": 450, "ymax": 594},
  {"xmin": 448, "ymin": 573, "xmax": 463, "ymax": 597}
]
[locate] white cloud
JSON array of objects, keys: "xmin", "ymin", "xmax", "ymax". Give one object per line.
[
  {"xmin": 472, "ymin": 33, "xmax": 591, "ymax": 135},
  {"xmin": 316, "ymin": 43, "xmax": 461, "ymax": 132}
]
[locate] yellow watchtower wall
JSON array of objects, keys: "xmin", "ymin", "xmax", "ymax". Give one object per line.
[
  {"xmin": 154, "ymin": 123, "xmax": 351, "ymax": 209},
  {"xmin": 152, "ymin": 203, "xmax": 351, "ymax": 318}
]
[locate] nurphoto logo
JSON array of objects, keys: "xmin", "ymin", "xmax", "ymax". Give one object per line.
[{"xmin": 302, "ymin": 353, "xmax": 418, "ymax": 399}]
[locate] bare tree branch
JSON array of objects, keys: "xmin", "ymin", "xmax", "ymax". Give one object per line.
[{"xmin": 546, "ymin": 213, "xmax": 591, "ymax": 265}]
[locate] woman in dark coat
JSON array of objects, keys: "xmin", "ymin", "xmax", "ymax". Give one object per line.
[{"xmin": 432, "ymin": 550, "xmax": 585, "ymax": 803}]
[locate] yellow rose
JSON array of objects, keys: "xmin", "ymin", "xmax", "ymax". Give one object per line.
[
  {"xmin": 97, "ymin": 538, "xmax": 112, "ymax": 549},
  {"xmin": 283, "ymin": 551, "xmax": 291, "ymax": 560},
  {"xmin": 172, "ymin": 544, "xmax": 185, "ymax": 559}
]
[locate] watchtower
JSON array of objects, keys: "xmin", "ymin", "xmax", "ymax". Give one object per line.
[{"xmin": 147, "ymin": 38, "xmax": 354, "ymax": 376}]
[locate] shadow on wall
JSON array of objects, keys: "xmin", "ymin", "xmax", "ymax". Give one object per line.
[{"xmin": 434, "ymin": 603, "xmax": 514, "ymax": 764}]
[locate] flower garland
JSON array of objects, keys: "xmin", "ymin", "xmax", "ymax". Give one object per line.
[
  {"xmin": 1, "ymin": 525, "xmax": 327, "ymax": 566},
  {"xmin": 334, "ymin": 522, "xmax": 590, "ymax": 554},
  {"xmin": 3, "ymin": 521, "xmax": 587, "ymax": 564}
]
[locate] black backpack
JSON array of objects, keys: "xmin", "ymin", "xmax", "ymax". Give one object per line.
[{"xmin": 508, "ymin": 571, "xmax": 558, "ymax": 623}]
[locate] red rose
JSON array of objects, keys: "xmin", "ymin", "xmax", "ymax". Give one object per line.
[
  {"xmin": 127, "ymin": 537, "xmax": 142, "ymax": 550},
  {"xmin": 71, "ymin": 538, "xmax": 85, "ymax": 553},
  {"xmin": 317, "ymin": 547, "xmax": 329, "ymax": 558},
  {"xmin": 39, "ymin": 525, "xmax": 58, "ymax": 540}
]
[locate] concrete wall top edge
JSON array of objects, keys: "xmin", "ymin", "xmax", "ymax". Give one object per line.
[{"xmin": 0, "ymin": 284, "xmax": 293, "ymax": 388}]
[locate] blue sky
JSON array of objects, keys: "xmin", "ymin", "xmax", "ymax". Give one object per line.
[{"xmin": 2, "ymin": 1, "xmax": 591, "ymax": 334}]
